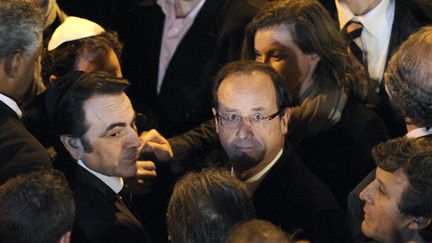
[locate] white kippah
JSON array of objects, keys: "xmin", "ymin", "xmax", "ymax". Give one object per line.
[{"xmin": 47, "ymin": 16, "xmax": 105, "ymax": 51}]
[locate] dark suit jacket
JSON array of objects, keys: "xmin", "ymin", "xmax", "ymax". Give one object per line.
[
  {"xmin": 121, "ymin": 0, "xmax": 266, "ymax": 137},
  {"xmin": 319, "ymin": 0, "xmax": 429, "ymax": 137},
  {"xmin": 0, "ymin": 101, "xmax": 51, "ymax": 185},
  {"xmin": 253, "ymin": 143, "xmax": 346, "ymax": 243},
  {"xmin": 293, "ymin": 99, "xmax": 389, "ymax": 208},
  {"xmin": 55, "ymin": 155, "xmax": 150, "ymax": 243}
]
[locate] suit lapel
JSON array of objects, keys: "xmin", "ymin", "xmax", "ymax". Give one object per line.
[{"xmin": 0, "ymin": 100, "xmax": 21, "ymax": 123}]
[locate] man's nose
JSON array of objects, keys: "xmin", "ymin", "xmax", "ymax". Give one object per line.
[
  {"xmin": 126, "ymin": 128, "xmax": 141, "ymax": 148},
  {"xmin": 359, "ymin": 180, "xmax": 377, "ymax": 204},
  {"xmin": 236, "ymin": 118, "xmax": 254, "ymax": 139}
]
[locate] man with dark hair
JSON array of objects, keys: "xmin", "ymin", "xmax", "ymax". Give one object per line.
[
  {"xmin": 0, "ymin": 169, "xmax": 75, "ymax": 243},
  {"xmin": 359, "ymin": 136, "xmax": 432, "ymax": 243},
  {"xmin": 347, "ymin": 26, "xmax": 432, "ymax": 242},
  {"xmin": 46, "ymin": 71, "xmax": 170, "ymax": 242},
  {"xmin": 211, "ymin": 60, "xmax": 344, "ymax": 243},
  {"xmin": 167, "ymin": 168, "xmax": 255, "ymax": 243},
  {"xmin": 23, "ymin": 16, "xmax": 125, "ymax": 149},
  {"xmin": 0, "ymin": 0, "xmax": 51, "ymax": 185}
]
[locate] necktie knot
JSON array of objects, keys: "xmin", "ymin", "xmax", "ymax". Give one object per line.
[{"xmin": 345, "ymin": 20, "xmax": 363, "ymax": 40}]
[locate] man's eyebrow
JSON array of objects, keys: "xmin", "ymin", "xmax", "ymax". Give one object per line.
[{"xmin": 99, "ymin": 122, "xmax": 126, "ymax": 137}]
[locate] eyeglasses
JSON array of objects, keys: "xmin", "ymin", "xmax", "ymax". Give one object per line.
[{"xmin": 215, "ymin": 110, "xmax": 280, "ymax": 128}]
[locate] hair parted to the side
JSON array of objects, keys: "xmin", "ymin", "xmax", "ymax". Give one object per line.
[{"xmin": 51, "ymin": 71, "xmax": 129, "ymax": 152}]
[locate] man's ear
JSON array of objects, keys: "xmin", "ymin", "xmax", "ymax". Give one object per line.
[
  {"xmin": 212, "ymin": 108, "xmax": 219, "ymax": 133},
  {"xmin": 408, "ymin": 216, "xmax": 432, "ymax": 230},
  {"xmin": 6, "ymin": 51, "xmax": 24, "ymax": 79},
  {"xmin": 60, "ymin": 135, "xmax": 84, "ymax": 160},
  {"xmin": 280, "ymin": 107, "xmax": 290, "ymax": 135}
]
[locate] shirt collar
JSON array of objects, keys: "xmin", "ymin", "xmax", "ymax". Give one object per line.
[
  {"xmin": 231, "ymin": 148, "xmax": 283, "ymax": 183},
  {"xmin": 77, "ymin": 159, "xmax": 124, "ymax": 193},
  {"xmin": 336, "ymin": 0, "xmax": 394, "ymax": 40},
  {"xmin": 406, "ymin": 127, "xmax": 432, "ymax": 139},
  {"xmin": 0, "ymin": 93, "xmax": 22, "ymax": 117}
]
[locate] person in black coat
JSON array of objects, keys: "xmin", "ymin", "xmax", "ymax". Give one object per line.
[
  {"xmin": 0, "ymin": 0, "xmax": 51, "ymax": 185},
  {"xmin": 211, "ymin": 61, "xmax": 345, "ymax": 243},
  {"xmin": 47, "ymin": 71, "xmax": 154, "ymax": 243}
]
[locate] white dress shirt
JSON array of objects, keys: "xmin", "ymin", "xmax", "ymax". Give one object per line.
[
  {"xmin": 406, "ymin": 127, "xmax": 432, "ymax": 139},
  {"xmin": 0, "ymin": 93, "xmax": 22, "ymax": 118},
  {"xmin": 77, "ymin": 159, "xmax": 124, "ymax": 194},
  {"xmin": 232, "ymin": 148, "xmax": 283, "ymax": 193},
  {"xmin": 336, "ymin": 0, "xmax": 395, "ymax": 90}
]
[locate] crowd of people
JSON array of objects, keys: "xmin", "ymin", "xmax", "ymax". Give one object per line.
[{"xmin": 0, "ymin": 0, "xmax": 431, "ymax": 242}]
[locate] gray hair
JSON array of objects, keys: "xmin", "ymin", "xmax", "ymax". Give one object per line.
[
  {"xmin": 385, "ymin": 26, "xmax": 432, "ymax": 128},
  {"xmin": 0, "ymin": 0, "xmax": 43, "ymax": 59}
]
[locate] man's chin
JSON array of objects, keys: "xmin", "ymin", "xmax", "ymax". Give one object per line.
[
  {"xmin": 230, "ymin": 154, "xmax": 262, "ymax": 171},
  {"xmin": 119, "ymin": 164, "xmax": 138, "ymax": 178}
]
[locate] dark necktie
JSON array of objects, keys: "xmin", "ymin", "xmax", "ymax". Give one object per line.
[
  {"xmin": 118, "ymin": 183, "xmax": 132, "ymax": 208},
  {"xmin": 345, "ymin": 20, "xmax": 364, "ymax": 64}
]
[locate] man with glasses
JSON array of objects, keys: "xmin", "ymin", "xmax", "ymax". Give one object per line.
[{"xmin": 211, "ymin": 61, "xmax": 345, "ymax": 243}]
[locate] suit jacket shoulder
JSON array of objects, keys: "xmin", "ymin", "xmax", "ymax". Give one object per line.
[
  {"xmin": 253, "ymin": 143, "xmax": 346, "ymax": 243},
  {"xmin": 0, "ymin": 101, "xmax": 51, "ymax": 185},
  {"xmin": 55, "ymin": 157, "xmax": 150, "ymax": 243}
]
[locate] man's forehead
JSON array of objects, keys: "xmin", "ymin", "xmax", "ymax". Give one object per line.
[
  {"xmin": 83, "ymin": 93, "xmax": 131, "ymax": 116},
  {"xmin": 220, "ymin": 71, "xmax": 275, "ymax": 96},
  {"xmin": 376, "ymin": 167, "xmax": 409, "ymax": 192}
]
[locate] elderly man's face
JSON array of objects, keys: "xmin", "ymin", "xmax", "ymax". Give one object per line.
[
  {"xmin": 214, "ymin": 71, "xmax": 289, "ymax": 175},
  {"xmin": 79, "ymin": 93, "xmax": 141, "ymax": 178},
  {"xmin": 359, "ymin": 168, "xmax": 412, "ymax": 242}
]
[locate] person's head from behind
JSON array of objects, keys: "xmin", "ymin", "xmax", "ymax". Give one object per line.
[
  {"xmin": 245, "ymin": 0, "xmax": 367, "ymax": 103},
  {"xmin": 47, "ymin": 71, "xmax": 141, "ymax": 178},
  {"xmin": 212, "ymin": 60, "xmax": 290, "ymax": 179},
  {"xmin": 227, "ymin": 219, "xmax": 293, "ymax": 243},
  {"xmin": 360, "ymin": 137, "xmax": 432, "ymax": 243},
  {"xmin": 384, "ymin": 26, "xmax": 432, "ymax": 129},
  {"xmin": 0, "ymin": 0, "xmax": 43, "ymax": 102},
  {"xmin": 42, "ymin": 16, "xmax": 123, "ymax": 85},
  {"xmin": 167, "ymin": 168, "xmax": 255, "ymax": 243},
  {"xmin": 0, "ymin": 169, "xmax": 75, "ymax": 243}
]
